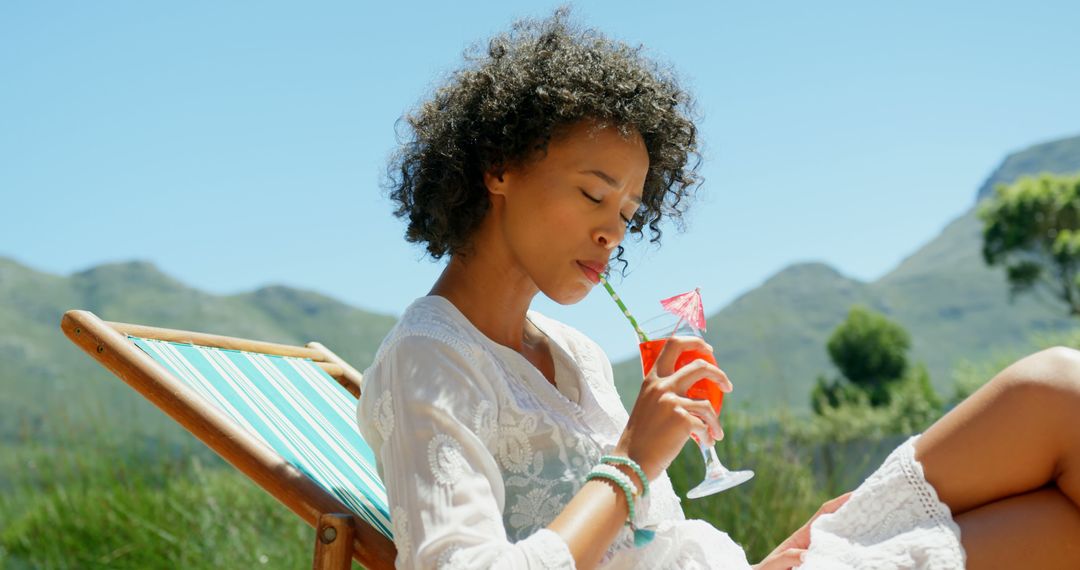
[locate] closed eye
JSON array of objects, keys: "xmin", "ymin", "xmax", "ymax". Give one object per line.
[
  {"xmin": 581, "ymin": 189, "xmax": 632, "ymax": 224},
  {"xmin": 580, "ymin": 189, "xmax": 601, "ymax": 203}
]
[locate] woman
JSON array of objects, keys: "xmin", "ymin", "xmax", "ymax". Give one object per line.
[{"xmin": 357, "ymin": 11, "xmax": 1080, "ymax": 569}]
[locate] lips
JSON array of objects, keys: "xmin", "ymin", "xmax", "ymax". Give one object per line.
[{"xmin": 576, "ymin": 260, "xmax": 607, "ymax": 284}]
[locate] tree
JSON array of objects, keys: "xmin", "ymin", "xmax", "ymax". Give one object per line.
[
  {"xmin": 826, "ymin": 305, "xmax": 910, "ymax": 405},
  {"xmin": 979, "ymin": 173, "xmax": 1080, "ymax": 316},
  {"xmin": 886, "ymin": 363, "xmax": 942, "ymax": 432},
  {"xmin": 812, "ymin": 305, "xmax": 923, "ymax": 414},
  {"xmin": 807, "ymin": 308, "xmax": 943, "ymax": 490},
  {"xmin": 810, "ymin": 372, "xmax": 864, "ymax": 415}
]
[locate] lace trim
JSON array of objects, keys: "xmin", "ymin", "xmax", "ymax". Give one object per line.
[{"xmin": 900, "ymin": 435, "xmax": 964, "ymax": 544}]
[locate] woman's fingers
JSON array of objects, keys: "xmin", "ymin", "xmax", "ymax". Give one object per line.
[
  {"xmin": 804, "ymin": 492, "xmax": 853, "ymax": 528},
  {"xmin": 676, "ymin": 396, "xmax": 724, "ymax": 440},
  {"xmin": 653, "ymin": 335, "xmax": 713, "ymax": 377},
  {"xmin": 671, "ymin": 358, "xmax": 733, "ymax": 395},
  {"xmin": 779, "ymin": 548, "xmax": 807, "ymax": 569},
  {"xmin": 827, "ymin": 492, "xmax": 853, "ymax": 509},
  {"xmin": 621, "ymin": 335, "xmax": 737, "ymax": 480},
  {"xmin": 673, "ymin": 405, "xmax": 709, "ymax": 434},
  {"xmin": 815, "ymin": 492, "xmax": 853, "ymax": 518},
  {"xmin": 786, "ymin": 491, "xmax": 855, "ymax": 551},
  {"xmin": 753, "ymin": 548, "xmax": 806, "ymax": 570}
]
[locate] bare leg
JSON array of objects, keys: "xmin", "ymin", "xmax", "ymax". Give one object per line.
[
  {"xmin": 914, "ymin": 347, "xmax": 1080, "ymax": 560},
  {"xmin": 956, "ymin": 486, "xmax": 1080, "ymax": 569}
]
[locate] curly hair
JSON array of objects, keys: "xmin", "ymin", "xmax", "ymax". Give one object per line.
[{"xmin": 386, "ymin": 8, "xmax": 701, "ymax": 276}]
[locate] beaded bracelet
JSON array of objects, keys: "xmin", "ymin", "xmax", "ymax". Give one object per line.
[
  {"xmin": 601, "ymin": 455, "xmax": 649, "ymax": 498},
  {"xmin": 586, "ymin": 464, "xmax": 639, "ymax": 520},
  {"xmin": 586, "ymin": 465, "xmax": 655, "ymax": 547}
]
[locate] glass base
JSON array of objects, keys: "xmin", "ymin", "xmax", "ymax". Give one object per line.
[{"xmin": 686, "ymin": 469, "xmax": 754, "ymax": 498}]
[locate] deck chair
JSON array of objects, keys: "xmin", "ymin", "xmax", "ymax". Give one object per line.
[{"xmin": 60, "ymin": 309, "xmax": 397, "ymax": 570}]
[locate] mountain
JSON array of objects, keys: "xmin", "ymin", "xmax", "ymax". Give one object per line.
[
  {"xmin": 614, "ymin": 133, "xmax": 1080, "ymax": 412},
  {"xmin": 4, "ymin": 133, "xmax": 1080, "ymax": 433},
  {"xmin": 975, "ymin": 135, "xmax": 1080, "ymax": 201},
  {"xmin": 0, "ymin": 258, "xmax": 396, "ymax": 443}
]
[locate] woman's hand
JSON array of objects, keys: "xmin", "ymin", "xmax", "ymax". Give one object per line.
[
  {"xmin": 613, "ymin": 335, "xmax": 733, "ymax": 482},
  {"xmin": 753, "ymin": 492, "xmax": 853, "ymax": 570}
]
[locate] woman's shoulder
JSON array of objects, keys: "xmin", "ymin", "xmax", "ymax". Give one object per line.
[
  {"xmin": 361, "ymin": 297, "xmax": 500, "ymax": 403},
  {"xmin": 370, "ymin": 296, "xmax": 483, "ymax": 367}
]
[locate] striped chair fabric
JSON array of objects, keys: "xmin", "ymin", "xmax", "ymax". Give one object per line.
[{"xmin": 130, "ymin": 336, "xmax": 392, "ymax": 539}]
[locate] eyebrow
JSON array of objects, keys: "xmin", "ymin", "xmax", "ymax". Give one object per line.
[{"xmin": 580, "ymin": 169, "xmax": 643, "ymax": 205}]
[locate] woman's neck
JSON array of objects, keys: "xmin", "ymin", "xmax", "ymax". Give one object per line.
[{"xmin": 428, "ymin": 253, "xmax": 541, "ymax": 353}]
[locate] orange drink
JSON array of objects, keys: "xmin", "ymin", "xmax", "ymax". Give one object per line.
[{"xmin": 640, "ymin": 339, "xmax": 723, "ymax": 413}]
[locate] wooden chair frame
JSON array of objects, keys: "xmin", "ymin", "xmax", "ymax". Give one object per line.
[{"xmin": 61, "ymin": 309, "xmax": 396, "ymax": 570}]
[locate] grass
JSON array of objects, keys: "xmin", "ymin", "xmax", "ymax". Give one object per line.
[
  {"xmin": 0, "ymin": 415, "xmax": 361, "ymax": 570},
  {"xmin": 0, "ymin": 408, "xmax": 867, "ymax": 568},
  {"xmin": 0, "ymin": 408, "xmax": 924, "ymax": 568},
  {"xmin": 1, "ymin": 452, "xmax": 312, "ymax": 569}
]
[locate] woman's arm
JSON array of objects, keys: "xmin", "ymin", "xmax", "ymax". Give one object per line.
[
  {"xmin": 549, "ymin": 334, "xmax": 734, "ymax": 568},
  {"xmin": 547, "ymin": 476, "xmax": 636, "ymax": 568}
]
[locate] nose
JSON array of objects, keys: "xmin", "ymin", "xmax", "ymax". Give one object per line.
[{"xmin": 593, "ymin": 218, "xmax": 626, "ymax": 251}]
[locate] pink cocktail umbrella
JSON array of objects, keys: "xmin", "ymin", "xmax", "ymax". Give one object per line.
[{"xmin": 659, "ymin": 287, "xmax": 707, "ymax": 333}]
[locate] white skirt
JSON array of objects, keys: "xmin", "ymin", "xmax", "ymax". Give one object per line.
[{"xmin": 798, "ymin": 435, "xmax": 966, "ymax": 569}]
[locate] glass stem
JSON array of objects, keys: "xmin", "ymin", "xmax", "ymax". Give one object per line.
[{"xmin": 699, "ymin": 441, "xmax": 728, "ymax": 479}]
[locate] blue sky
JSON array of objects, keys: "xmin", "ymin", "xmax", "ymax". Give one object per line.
[{"xmin": 3, "ymin": 1, "xmax": 1079, "ymax": 363}]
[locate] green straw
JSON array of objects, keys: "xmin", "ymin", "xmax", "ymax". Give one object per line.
[{"xmin": 599, "ymin": 274, "xmax": 649, "ymax": 343}]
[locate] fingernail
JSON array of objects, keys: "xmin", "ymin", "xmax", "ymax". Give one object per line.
[
  {"xmin": 706, "ymin": 343, "xmax": 714, "ymax": 352},
  {"xmin": 800, "ymin": 552, "xmax": 807, "ymax": 562}
]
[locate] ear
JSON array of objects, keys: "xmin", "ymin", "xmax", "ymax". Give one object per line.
[{"xmin": 483, "ymin": 166, "xmax": 508, "ymax": 197}]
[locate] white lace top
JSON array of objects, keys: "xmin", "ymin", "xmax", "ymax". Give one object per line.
[
  {"xmin": 356, "ymin": 295, "xmax": 966, "ymax": 569},
  {"xmin": 355, "ymin": 295, "xmax": 751, "ymax": 569}
]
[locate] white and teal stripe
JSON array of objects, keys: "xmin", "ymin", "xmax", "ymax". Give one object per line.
[{"xmin": 130, "ymin": 336, "xmax": 392, "ymax": 539}]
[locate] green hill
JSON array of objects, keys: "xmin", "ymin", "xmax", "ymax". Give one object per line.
[
  {"xmin": 615, "ymin": 133, "xmax": 1080, "ymax": 412},
  {"xmin": 613, "ymin": 262, "xmax": 880, "ymax": 411},
  {"xmin": 3, "ymin": 134, "xmax": 1080, "ymax": 433},
  {"xmin": 0, "ymin": 258, "xmax": 396, "ymax": 443}
]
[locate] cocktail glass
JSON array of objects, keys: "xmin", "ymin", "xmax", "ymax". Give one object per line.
[{"xmin": 638, "ymin": 315, "xmax": 754, "ymax": 498}]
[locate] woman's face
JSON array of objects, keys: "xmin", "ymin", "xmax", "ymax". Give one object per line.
[{"xmin": 484, "ymin": 121, "xmax": 650, "ymax": 305}]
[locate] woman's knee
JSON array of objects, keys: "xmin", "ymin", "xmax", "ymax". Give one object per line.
[{"xmin": 1002, "ymin": 346, "xmax": 1080, "ymax": 399}]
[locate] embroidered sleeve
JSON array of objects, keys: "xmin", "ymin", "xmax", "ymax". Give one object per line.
[{"xmin": 358, "ymin": 334, "xmax": 575, "ymax": 570}]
